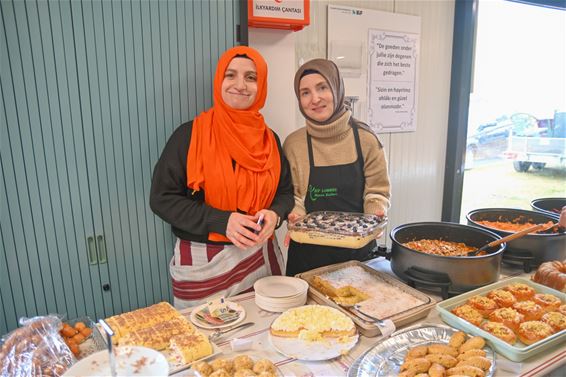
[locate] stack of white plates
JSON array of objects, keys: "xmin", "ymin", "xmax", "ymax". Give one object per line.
[{"xmin": 254, "ymin": 276, "xmax": 309, "ymax": 312}]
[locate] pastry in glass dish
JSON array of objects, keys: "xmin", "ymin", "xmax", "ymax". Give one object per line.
[
  {"xmin": 486, "ymin": 289, "xmax": 517, "ymax": 308},
  {"xmin": 503, "ymin": 283, "xmax": 536, "ymax": 301},
  {"xmin": 451, "ymin": 304, "xmax": 484, "ymax": 327},
  {"xmin": 488, "ymin": 307, "xmax": 524, "ymax": 332},
  {"xmin": 512, "ymin": 300, "xmax": 545, "ymax": 321},
  {"xmin": 467, "ymin": 295, "xmax": 498, "ymax": 317},
  {"xmin": 481, "ymin": 321, "xmax": 517, "ymax": 344},
  {"xmin": 532, "ymin": 293, "xmax": 562, "ymax": 313},
  {"xmin": 517, "ymin": 321, "xmax": 554, "ymax": 345},
  {"xmin": 541, "ymin": 311, "xmax": 566, "ymax": 333}
]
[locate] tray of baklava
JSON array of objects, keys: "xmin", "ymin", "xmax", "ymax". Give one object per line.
[
  {"xmin": 296, "ymin": 260, "xmax": 437, "ymax": 337},
  {"xmin": 99, "ymin": 301, "xmax": 219, "ymax": 374}
]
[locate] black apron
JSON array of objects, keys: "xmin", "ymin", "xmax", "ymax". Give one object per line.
[{"xmin": 286, "ymin": 124, "xmax": 377, "ymax": 276}]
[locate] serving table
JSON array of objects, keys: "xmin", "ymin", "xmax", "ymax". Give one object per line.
[{"xmin": 175, "ymin": 257, "xmax": 565, "ymax": 377}]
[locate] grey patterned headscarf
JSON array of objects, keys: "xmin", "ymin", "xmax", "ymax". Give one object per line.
[{"xmin": 294, "ymin": 58, "xmax": 346, "ymax": 125}]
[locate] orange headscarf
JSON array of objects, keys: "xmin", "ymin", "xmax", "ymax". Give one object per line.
[{"xmin": 187, "ymin": 46, "xmax": 281, "ymax": 242}]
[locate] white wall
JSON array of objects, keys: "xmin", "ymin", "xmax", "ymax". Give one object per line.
[
  {"xmin": 250, "ymin": 0, "xmax": 455, "ymax": 251},
  {"xmin": 249, "ymin": 29, "xmax": 297, "ymax": 142},
  {"xmin": 249, "ymin": 28, "xmax": 298, "ymax": 262}
]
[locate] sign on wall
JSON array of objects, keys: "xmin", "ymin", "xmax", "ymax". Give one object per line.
[
  {"xmin": 368, "ymin": 30, "xmax": 419, "ymax": 132},
  {"xmin": 248, "ymin": 0, "xmax": 310, "ymax": 31},
  {"xmin": 328, "ymin": 5, "xmax": 421, "ymax": 134}
]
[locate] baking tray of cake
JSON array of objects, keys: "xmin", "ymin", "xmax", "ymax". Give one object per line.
[
  {"xmin": 97, "ymin": 302, "xmax": 220, "ymax": 375},
  {"xmin": 95, "ymin": 324, "xmax": 219, "ymax": 375},
  {"xmin": 436, "ymin": 277, "xmax": 566, "ymax": 361},
  {"xmin": 288, "ymin": 211, "xmax": 387, "ymax": 249},
  {"xmin": 296, "ymin": 260, "xmax": 437, "ymax": 337}
]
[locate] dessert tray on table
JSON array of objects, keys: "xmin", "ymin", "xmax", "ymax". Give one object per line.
[
  {"xmin": 348, "ymin": 324, "xmax": 496, "ymax": 377},
  {"xmin": 268, "ymin": 305, "xmax": 359, "ymax": 361},
  {"xmin": 436, "ymin": 277, "xmax": 566, "ymax": 362},
  {"xmin": 96, "ymin": 302, "xmax": 221, "ymax": 375},
  {"xmin": 297, "ymin": 260, "xmax": 437, "ymax": 337},
  {"xmin": 288, "ymin": 211, "xmax": 387, "ymax": 249}
]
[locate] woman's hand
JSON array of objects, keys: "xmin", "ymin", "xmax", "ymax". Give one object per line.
[
  {"xmin": 256, "ymin": 209, "xmax": 278, "ymax": 244},
  {"xmin": 226, "ymin": 212, "xmax": 261, "ymax": 249},
  {"xmin": 284, "ymin": 212, "xmax": 303, "ymax": 247}
]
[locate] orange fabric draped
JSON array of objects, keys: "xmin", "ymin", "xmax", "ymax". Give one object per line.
[{"xmin": 187, "ymin": 46, "xmax": 281, "ymax": 242}]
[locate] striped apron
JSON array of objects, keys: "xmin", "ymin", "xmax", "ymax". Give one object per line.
[{"xmin": 170, "ymin": 237, "xmax": 285, "ymax": 309}]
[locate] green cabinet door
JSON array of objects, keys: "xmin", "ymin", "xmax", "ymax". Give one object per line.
[{"xmin": 1, "ymin": 0, "xmax": 241, "ymax": 335}]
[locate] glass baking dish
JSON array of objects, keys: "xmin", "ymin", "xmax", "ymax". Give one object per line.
[
  {"xmin": 288, "ymin": 211, "xmax": 387, "ymax": 249},
  {"xmin": 436, "ymin": 277, "xmax": 566, "ymax": 361}
]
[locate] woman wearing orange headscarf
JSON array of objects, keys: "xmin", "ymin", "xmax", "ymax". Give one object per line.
[{"xmin": 150, "ymin": 47, "xmax": 293, "ymax": 308}]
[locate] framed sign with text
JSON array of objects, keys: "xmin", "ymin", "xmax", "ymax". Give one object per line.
[{"xmin": 248, "ymin": 0, "xmax": 310, "ymax": 31}]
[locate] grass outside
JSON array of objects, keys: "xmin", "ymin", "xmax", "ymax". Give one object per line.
[{"xmin": 460, "ymin": 161, "xmax": 566, "ymax": 223}]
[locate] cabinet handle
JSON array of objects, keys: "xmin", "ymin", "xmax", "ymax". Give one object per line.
[
  {"xmin": 97, "ymin": 235, "xmax": 107, "ymax": 264},
  {"xmin": 87, "ymin": 236, "xmax": 98, "ymax": 265}
]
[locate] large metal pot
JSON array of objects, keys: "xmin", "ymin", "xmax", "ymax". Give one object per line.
[
  {"xmin": 388, "ymin": 222, "xmax": 505, "ymax": 298},
  {"xmin": 530, "ymin": 197, "xmax": 565, "ymax": 219},
  {"xmin": 467, "ymin": 208, "xmax": 565, "ymax": 271}
]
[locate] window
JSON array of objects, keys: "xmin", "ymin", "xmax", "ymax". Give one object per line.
[{"xmin": 442, "ymin": 0, "xmax": 566, "ymax": 222}]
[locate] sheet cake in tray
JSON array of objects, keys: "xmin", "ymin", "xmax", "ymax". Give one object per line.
[{"xmin": 297, "ymin": 260, "xmax": 437, "ymax": 337}]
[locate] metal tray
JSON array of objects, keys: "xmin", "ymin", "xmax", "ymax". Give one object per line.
[
  {"xmin": 436, "ymin": 277, "xmax": 566, "ymax": 362},
  {"xmin": 348, "ymin": 324, "xmax": 496, "ymax": 377},
  {"xmin": 296, "ymin": 260, "xmax": 437, "ymax": 337}
]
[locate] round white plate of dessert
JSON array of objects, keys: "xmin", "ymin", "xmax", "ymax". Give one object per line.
[
  {"xmin": 189, "ymin": 301, "xmax": 246, "ymax": 330},
  {"xmin": 269, "ymin": 332, "xmax": 359, "ymax": 361},
  {"xmin": 63, "ymin": 346, "xmax": 168, "ymax": 376},
  {"xmin": 254, "ymin": 276, "xmax": 309, "ymax": 298},
  {"xmin": 268, "ymin": 305, "xmax": 359, "ymax": 361}
]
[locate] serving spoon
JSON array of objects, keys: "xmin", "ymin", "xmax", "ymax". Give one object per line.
[
  {"xmin": 467, "ymin": 221, "xmax": 557, "ymax": 256},
  {"xmin": 335, "ymin": 299, "xmax": 396, "ymax": 337}
]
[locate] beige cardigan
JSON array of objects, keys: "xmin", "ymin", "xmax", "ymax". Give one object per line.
[{"xmin": 283, "ymin": 111, "xmax": 391, "ymax": 217}]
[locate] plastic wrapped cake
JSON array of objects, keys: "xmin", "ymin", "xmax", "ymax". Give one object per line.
[{"xmin": 288, "ymin": 211, "xmax": 387, "ymax": 249}]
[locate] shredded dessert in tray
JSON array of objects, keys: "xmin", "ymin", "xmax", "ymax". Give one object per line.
[{"xmin": 312, "ymin": 266, "xmax": 425, "ymax": 319}]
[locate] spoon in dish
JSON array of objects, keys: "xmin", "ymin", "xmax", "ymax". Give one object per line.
[{"xmin": 467, "ymin": 221, "xmax": 557, "ymax": 256}]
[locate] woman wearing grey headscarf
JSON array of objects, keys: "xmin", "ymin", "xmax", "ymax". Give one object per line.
[{"xmin": 283, "ymin": 58, "xmax": 391, "ymax": 276}]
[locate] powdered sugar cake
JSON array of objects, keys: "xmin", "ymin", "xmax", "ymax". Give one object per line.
[{"xmin": 312, "ymin": 266, "xmax": 425, "ymax": 319}]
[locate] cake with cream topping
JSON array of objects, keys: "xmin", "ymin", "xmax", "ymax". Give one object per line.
[{"xmin": 270, "ymin": 305, "xmax": 356, "ymax": 341}]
